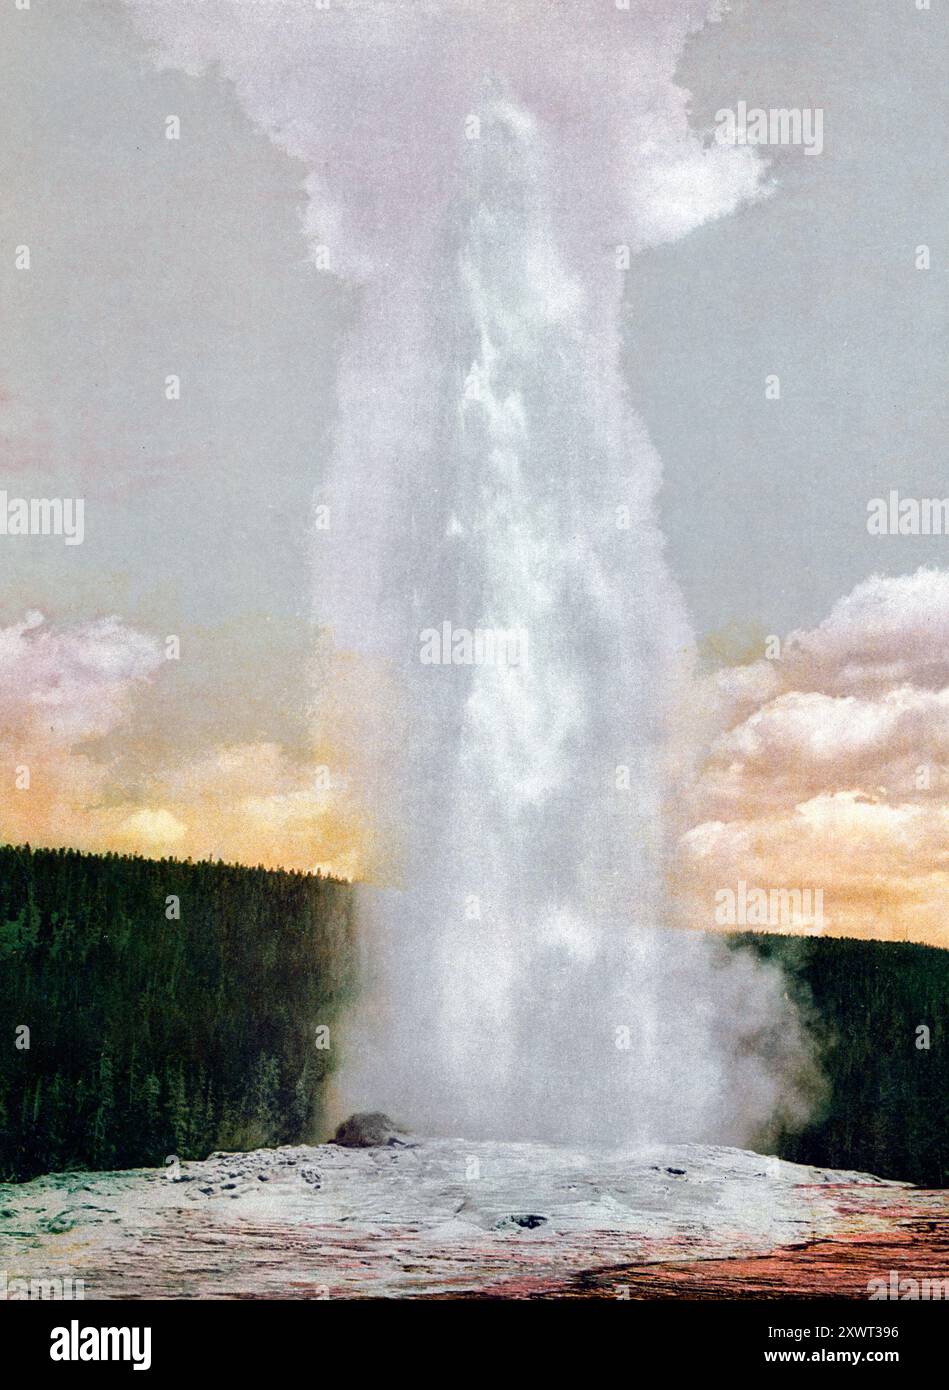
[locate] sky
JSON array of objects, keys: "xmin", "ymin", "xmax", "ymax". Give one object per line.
[{"xmin": 2, "ymin": 0, "xmax": 948, "ymax": 944}]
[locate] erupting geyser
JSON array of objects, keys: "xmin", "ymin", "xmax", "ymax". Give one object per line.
[{"xmin": 127, "ymin": 0, "xmax": 815, "ymax": 1147}]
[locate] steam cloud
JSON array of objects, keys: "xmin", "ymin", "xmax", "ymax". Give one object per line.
[{"xmin": 127, "ymin": 0, "xmax": 814, "ymax": 1146}]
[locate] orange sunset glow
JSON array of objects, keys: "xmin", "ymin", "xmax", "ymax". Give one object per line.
[{"xmin": 5, "ymin": 568, "xmax": 949, "ymax": 948}]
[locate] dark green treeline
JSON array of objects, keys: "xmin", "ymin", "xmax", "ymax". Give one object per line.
[
  {"xmin": 0, "ymin": 843, "xmax": 354, "ymax": 1181},
  {"xmin": 732, "ymin": 932, "xmax": 949, "ymax": 1188}
]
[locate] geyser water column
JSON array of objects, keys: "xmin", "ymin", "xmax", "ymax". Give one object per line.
[
  {"xmin": 326, "ymin": 94, "xmax": 808, "ymax": 1144},
  {"xmin": 127, "ymin": 0, "xmax": 814, "ymax": 1146},
  {"xmin": 329, "ymin": 96, "xmax": 699, "ymax": 1141}
]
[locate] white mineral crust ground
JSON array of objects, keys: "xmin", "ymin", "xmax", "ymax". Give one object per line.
[{"xmin": 2, "ymin": 1138, "xmax": 945, "ymax": 1299}]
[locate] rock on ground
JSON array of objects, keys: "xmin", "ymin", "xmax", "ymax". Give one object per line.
[{"xmin": 331, "ymin": 1112, "xmax": 408, "ymax": 1148}]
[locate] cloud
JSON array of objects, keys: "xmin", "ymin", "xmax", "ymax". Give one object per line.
[
  {"xmin": 678, "ymin": 569, "xmax": 949, "ymax": 946},
  {"xmin": 130, "ymin": 741, "xmax": 365, "ymax": 877},
  {"xmin": 0, "ymin": 614, "xmax": 361, "ymax": 875},
  {"xmin": 714, "ymin": 568, "xmax": 949, "ymax": 708},
  {"xmin": 0, "ymin": 612, "xmax": 162, "ymax": 748},
  {"xmin": 786, "ymin": 567, "xmax": 949, "ymax": 695},
  {"xmin": 0, "ymin": 612, "xmax": 163, "ymax": 853},
  {"xmin": 118, "ymin": 807, "xmax": 187, "ymax": 847}
]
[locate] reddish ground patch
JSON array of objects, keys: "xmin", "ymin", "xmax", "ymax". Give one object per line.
[
  {"xmin": 424, "ymin": 1189, "xmax": 949, "ymax": 1299},
  {"xmin": 536, "ymin": 1216, "xmax": 949, "ymax": 1299}
]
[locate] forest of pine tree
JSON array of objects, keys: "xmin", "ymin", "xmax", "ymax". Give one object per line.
[
  {"xmin": 0, "ymin": 843, "xmax": 355, "ymax": 1181},
  {"xmin": 730, "ymin": 932, "xmax": 949, "ymax": 1188},
  {"xmin": 0, "ymin": 843, "xmax": 945, "ymax": 1186}
]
